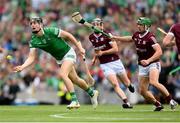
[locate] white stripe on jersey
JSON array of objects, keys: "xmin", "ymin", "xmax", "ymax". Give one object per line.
[
  {"xmin": 58, "ymin": 29, "xmax": 62, "ymax": 37},
  {"xmin": 150, "ymin": 36, "xmax": 157, "ymax": 43}
]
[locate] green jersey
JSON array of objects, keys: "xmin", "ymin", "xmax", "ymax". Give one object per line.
[{"xmin": 29, "ymin": 27, "xmax": 71, "ymax": 60}]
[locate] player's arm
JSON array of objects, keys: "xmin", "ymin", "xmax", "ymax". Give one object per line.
[
  {"xmin": 13, "ymin": 48, "xmax": 37, "ymax": 72},
  {"xmin": 163, "ymin": 33, "xmax": 176, "ymax": 47},
  {"xmin": 141, "ymin": 44, "xmax": 162, "ymax": 66},
  {"xmin": 111, "ymin": 35, "xmax": 133, "ymax": 42},
  {"xmin": 147, "ymin": 44, "xmax": 162, "ymax": 64},
  {"xmin": 0, "ymin": 47, "xmax": 4, "ymax": 53},
  {"xmin": 96, "ymin": 41, "xmax": 118, "ymax": 56},
  {"xmin": 60, "ymin": 30, "xmax": 85, "ymax": 55}
]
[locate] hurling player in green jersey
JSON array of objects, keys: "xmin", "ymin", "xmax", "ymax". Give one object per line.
[{"xmin": 13, "ymin": 17, "xmax": 98, "ymax": 109}]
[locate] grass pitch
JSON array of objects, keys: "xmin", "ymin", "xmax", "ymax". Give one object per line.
[{"xmin": 0, "ymin": 104, "xmax": 179, "ymax": 122}]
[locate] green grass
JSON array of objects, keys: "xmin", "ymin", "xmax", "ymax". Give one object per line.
[{"xmin": 0, "ymin": 104, "xmax": 179, "ymax": 122}]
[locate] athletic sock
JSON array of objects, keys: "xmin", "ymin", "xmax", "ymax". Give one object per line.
[
  {"xmin": 128, "ymin": 84, "xmax": 135, "ymax": 92},
  {"xmin": 70, "ymin": 92, "xmax": 78, "ymax": 102},
  {"xmin": 154, "ymin": 101, "xmax": 161, "ymax": 107},
  {"xmin": 86, "ymin": 87, "xmax": 94, "ymax": 97},
  {"xmin": 123, "ymin": 98, "xmax": 128, "ymax": 103},
  {"xmin": 129, "ymin": 84, "xmax": 134, "ymax": 88},
  {"xmin": 165, "ymin": 95, "xmax": 172, "ymax": 103}
]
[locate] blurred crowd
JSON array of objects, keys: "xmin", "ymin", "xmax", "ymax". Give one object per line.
[{"xmin": 0, "ymin": 0, "xmax": 179, "ymax": 105}]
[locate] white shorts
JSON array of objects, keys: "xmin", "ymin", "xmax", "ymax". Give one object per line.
[
  {"xmin": 139, "ymin": 62, "xmax": 161, "ymax": 77},
  {"xmin": 56, "ymin": 47, "xmax": 76, "ymax": 65},
  {"xmin": 100, "ymin": 59, "xmax": 126, "ymax": 77}
]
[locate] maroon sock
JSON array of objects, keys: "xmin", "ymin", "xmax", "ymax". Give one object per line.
[
  {"xmin": 154, "ymin": 101, "xmax": 161, "ymax": 107},
  {"xmin": 123, "ymin": 98, "xmax": 128, "ymax": 103},
  {"xmin": 165, "ymin": 95, "xmax": 172, "ymax": 103}
]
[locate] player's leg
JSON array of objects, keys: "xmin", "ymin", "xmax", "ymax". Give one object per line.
[
  {"xmin": 114, "ymin": 60, "xmax": 134, "ymax": 93},
  {"xmin": 139, "ymin": 76, "xmax": 163, "ymax": 111},
  {"xmin": 107, "ymin": 74, "xmax": 132, "ymax": 108},
  {"xmin": 139, "ymin": 64, "xmax": 163, "ymax": 111},
  {"xmin": 117, "ymin": 73, "xmax": 135, "ymax": 93},
  {"xmin": 68, "ymin": 66, "xmax": 98, "ymax": 109},
  {"xmin": 149, "ymin": 65, "xmax": 178, "ymax": 110},
  {"xmin": 100, "ymin": 61, "xmax": 132, "ymax": 108},
  {"xmin": 59, "ymin": 60, "xmax": 80, "ymax": 109}
]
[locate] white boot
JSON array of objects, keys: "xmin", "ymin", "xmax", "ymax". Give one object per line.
[
  {"xmin": 91, "ymin": 90, "xmax": 99, "ymax": 109},
  {"xmin": 67, "ymin": 101, "xmax": 80, "ymax": 109},
  {"xmin": 170, "ymin": 99, "xmax": 178, "ymax": 110}
]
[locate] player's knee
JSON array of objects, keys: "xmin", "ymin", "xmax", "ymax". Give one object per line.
[
  {"xmin": 74, "ymin": 76, "xmax": 81, "ymax": 82},
  {"xmin": 58, "ymin": 73, "xmax": 67, "ymax": 79},
  {"xmin": 112, "ymin": 82, "xmax": 119, "ymax": 88},
  {"xmin": 71, "ymin": 76, "xmax": 82, "ymax": 84},
  {"xmin": 149, "ymin": 80, "xmax": 158, "ymax": 87}
]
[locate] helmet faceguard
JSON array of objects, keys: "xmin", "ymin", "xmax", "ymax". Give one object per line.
[
  {"xmin": 92, "ymin": 18, "xmax": 103, "ymax": 24},
  {"xmin": 29, "ymin": 17, "xmax": 43, "ymax": 34},
  {"xmin": 29, "ymin": 17, "xmax": 43, "ymax": 24},
  {"xmin": 92, "ymin": 18, "xmax": 103, "ymax": 33}
]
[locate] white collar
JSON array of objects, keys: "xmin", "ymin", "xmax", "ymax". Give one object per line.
[
  {"xmin": 139, "ymin": 29, "xmax": 149, "ymax": 38},
  {"xmin": 93, "ymin": 33, "xmax": 102, "ymax": 38}
]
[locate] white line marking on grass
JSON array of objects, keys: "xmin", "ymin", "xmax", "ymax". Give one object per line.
[
  {"xmin": 49, "ymin": 113, "xmax": 173, "ymax": 121},
  {"xmin": 49, "ymin": 113, "xmax": 66, "ymax": 118}
]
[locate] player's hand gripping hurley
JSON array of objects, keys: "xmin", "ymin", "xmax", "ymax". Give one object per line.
[
  {"xmin": 157, "ymin": 27, "xmax": 180, "ymax": 75},
  {"xmin": 71, "ymin": 12, "xmax": 111, "ymax": 38}
]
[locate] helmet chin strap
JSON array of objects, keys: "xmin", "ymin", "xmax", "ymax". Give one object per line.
[
  {"xmin": 32, "ymin": 26, "xmax": 42, "ymax": 34},
  {"xmin": 145, "ymin": 25, "xmax": 149, "ymax": 31},
  {"xmin": 140, "ymin": 25, "xmax": 149, "ymax": 34},
  {"xmin": 139, "ymin": 28, "xmax": 149, "ymax": 38},
  {"xmin": 32, "ymin": 28, "xmax": 41, "ymax": 34}
]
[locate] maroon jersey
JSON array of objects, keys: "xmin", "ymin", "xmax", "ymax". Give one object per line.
[
  {"xmin": 89, "ymin": 31, "xmax": 119, "ymax": 64},
  {"xmin": 132, "ymin": 31, "xmax": 159, "ymax": 66},
  {"xmin": 169, "ymin": 23, "xmax": 180, "ymax": 54}
]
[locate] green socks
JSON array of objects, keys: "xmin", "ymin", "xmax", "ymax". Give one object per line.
[
  {"xmin": 70, "ymin": 88, "xmax": 94, "ymax": 101},
  {"xmin": 86, "ymin": 87, "xmax": 94, "ymax": 97},
  {"xmin": 70, "ymin": 92, "xmax": 78, "ymax": 102}
]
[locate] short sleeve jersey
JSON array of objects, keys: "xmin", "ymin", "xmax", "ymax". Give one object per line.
[
  {"xmin": 89, "ymin": 31, "xmax": 119, "ymax": 64},
  {"xmin": 132, "ymin": 31, "xmax": 159, "ymax": 65},
  {"xmin": 168, "ymin": 23, "xmax": 180, "ymax": 54},
  {"xmin": 29, "ymin": 27, "xmax": 71, "ymax": 60}
]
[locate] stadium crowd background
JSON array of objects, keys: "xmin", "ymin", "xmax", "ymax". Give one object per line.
[{"xmin": 0, "ymin": 0, "xmax": 179, "ymax": 105}]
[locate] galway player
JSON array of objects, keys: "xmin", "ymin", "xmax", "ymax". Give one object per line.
[
  {"xmin": 13, "ymin": 17, "xmax": 98, "ymax": 109},
  {"xmin": 163, "ymin": 23, "xmax": 180, "ymax": 58},
  {"xmin": 89, "ymin": 18, "xmax": 135, "ymax": 108},
  {"xmin": 111, "ymin": 17, "xmax": 178, "ymax": 111}
]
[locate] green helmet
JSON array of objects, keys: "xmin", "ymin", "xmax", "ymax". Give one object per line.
[{"xmin": 137, "ymin": 17, "xmax": 152, "ymax": 27}]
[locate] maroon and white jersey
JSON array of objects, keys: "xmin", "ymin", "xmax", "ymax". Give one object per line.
[
  {"xmin": 132, "ymin": 31, "xmax": 159, "ymax": 66},
  {"xmin": 89, "ymin": 31, "xmax": 119, "ymax": 64},
  {"xmin": 168, "ymin": 23, "xmax": 180, "ymax": 54}
]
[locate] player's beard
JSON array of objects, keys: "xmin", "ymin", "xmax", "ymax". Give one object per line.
[
  {"xmin": 139, "ymin": 30, "xmax": 146, "ymax": 34},
  {"xmin": 140, "ymin": 26, "xmax": 149, "ymax": 34},
  {"xmin": 32, "ymin": 28, "xmax": 41, "ymax": 34},
  {"xmin": 140, "ymin": 28, "xmax": 149, "ymax": 35}
]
